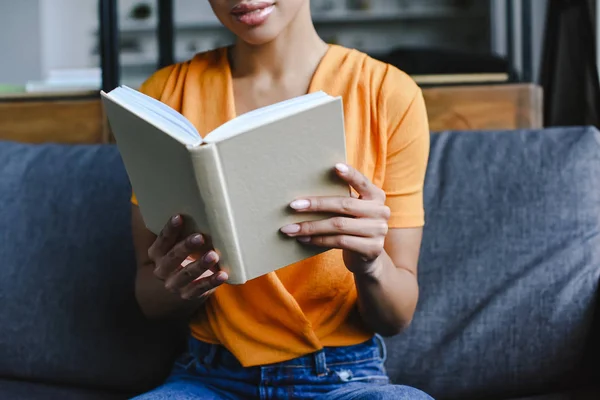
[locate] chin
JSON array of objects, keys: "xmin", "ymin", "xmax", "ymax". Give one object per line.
[{"xmin": 233, "ymin": 27, "xmax": 281, "ymax": 46}]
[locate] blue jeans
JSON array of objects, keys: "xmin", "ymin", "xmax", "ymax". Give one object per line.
[{"xmin": 132, "ymin": 335, "xmax": 433, "ymax": 399}]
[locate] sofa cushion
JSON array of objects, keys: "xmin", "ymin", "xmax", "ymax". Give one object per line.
[
  {"xmin": 509, "ymin": 387, "xmax": 600, "ymax": 400},
  {"xmin": 0, "ymin": 142, "xmax": 184, "ymax": 393},
  {"xmin": 0, "ymin": 379, "xmax": 128, "ymax": 400},
  {"xmin": 384, "ymin": 127, "xmax": 600, "ymax": 400}
]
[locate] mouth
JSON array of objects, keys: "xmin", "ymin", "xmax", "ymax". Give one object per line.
[{"xmin": 230, "ymin": 2, "xmax": 275, "ymax": 26}]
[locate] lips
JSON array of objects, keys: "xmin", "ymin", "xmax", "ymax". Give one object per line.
[{"xmin": 230, "ymin": 2, "xmax": 275, "ymax": 26}]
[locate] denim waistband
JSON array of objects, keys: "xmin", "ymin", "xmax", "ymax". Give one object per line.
[{"xmin": 187, "ymin": 335, "xmax": 386, "ymax": 375}]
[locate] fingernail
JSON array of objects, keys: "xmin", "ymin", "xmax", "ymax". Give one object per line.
[
  {"xmin": 281, "ymin": 224, "xmax": 301, "ymax": 234},
  {"xmin": 297, "ymin": 236, "xmax": 311, "ymax": 243},
  {"xmin": 191, "ymin": 234, "xmax": 204, "ymax": 245},
  {"xmin": 215, "ymin": 272, "xmax": 228, "ymax": 283},
  {"xmin": 203, "ymin": 251, "xmax": 217, "ymax": 264},
  {"xmin": 290, "ymin": 199, "xmax": 310, "ymax": 210},
  {"xmin": 171, "ymin": 215, "xmax": 182, "ymax": 226},
  {"xmin": 335, "ymin": 163, "xmax": 349, "ymax": 174}
]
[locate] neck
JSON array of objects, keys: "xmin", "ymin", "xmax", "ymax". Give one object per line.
[{"xmin": 229, "ymin": 4, "xmax": 328, "ymax": 78}]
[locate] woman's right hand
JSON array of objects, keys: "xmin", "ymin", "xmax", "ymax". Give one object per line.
[{"xmin": 148, "ymin": 214, "xmax": 229, "ymax": 301}]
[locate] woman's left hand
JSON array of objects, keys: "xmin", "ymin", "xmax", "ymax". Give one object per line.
[{"xmin": 280, "ymin": 163, "xmax": 390, "ymax": 277}]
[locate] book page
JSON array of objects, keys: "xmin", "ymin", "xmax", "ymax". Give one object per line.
[{"xmin": 107, "ymin": 86, "xmax": 202, "ymax": 146}]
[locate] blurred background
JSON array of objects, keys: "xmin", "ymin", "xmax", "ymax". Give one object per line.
[
  {"xmin": 0, "ymin": 0, "xmax": 598, "ymax": 127},
  {"xmin": 0, "ymin": 0, "xmax": 572, "ymax": 87}
]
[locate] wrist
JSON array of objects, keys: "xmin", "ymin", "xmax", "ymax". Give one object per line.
[
  {"xmin": 353, "ymin": 256, "xmax": 386, "ymax": 283},
  {"xmin": 179, "ymin": 296, "xmax": 206, "ymax": 318}
]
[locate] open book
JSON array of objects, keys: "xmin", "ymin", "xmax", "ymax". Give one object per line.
[{"xmin": 101, "ymin": 86, "xmax": 348, "ymax": 284}]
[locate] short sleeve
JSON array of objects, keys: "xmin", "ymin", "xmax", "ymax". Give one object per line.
[
  {"xmin": 138, "ymin": 65, "xmax": 176, "ymax": 99},
  {"xmin": 130, "ymin": 65, "xmax": 176, "ymax": 206},
  {"xmin": 380, "ymin": 68, "xmax": 430, "ymax": 228}
]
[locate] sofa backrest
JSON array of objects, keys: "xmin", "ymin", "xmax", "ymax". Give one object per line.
[
  {"xmin": 0, "ymin": 142, "xmax": 185, "ymax": 395},
  {"xmin": 384, "ymin": 126, "xmax": 600, "ymax": 399},
  {"xmin": 1, "ymin": 126, "xmax": 599, "ymax": 399}
]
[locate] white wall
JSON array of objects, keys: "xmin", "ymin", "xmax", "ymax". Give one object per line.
[
  {"xmin": 39, "ymin": 0, "xmax": 97, "ymax": 73},
  {"xmin": 0, "ymin": 0, "xmax": 97, "ymax": 84},
  {"xmin": 0, "ymin": 0, "xmax": 43, "ymax": 85}
]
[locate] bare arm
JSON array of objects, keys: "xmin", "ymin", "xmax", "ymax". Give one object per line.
[
  {"xmin": 354, "ymin": 228, "xmax": 421, "ymax": 336},
  {"xmin": 131, "ymin": 205, "xmax": 228, "ymax": 320}
]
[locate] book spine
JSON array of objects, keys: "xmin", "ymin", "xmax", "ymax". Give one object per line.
[{"xmin": 190, "ymin": 145, "xmax": 246, "ymax": 284}]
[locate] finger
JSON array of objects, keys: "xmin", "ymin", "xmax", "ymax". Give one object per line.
[
  {"xmin": 164, "ymin": 250, "xmax": 219, "ymax": 292},
  {"xmin": 298, "ymin": 235, "xmax": 384, "ymax": 262},
  {"xmin": 281, "ymin": 217, "xmax": 388, "ymax": 238},
  {"xmin": 334, "ymin": 163, "xmax": 385, "ymax": 202},
  {"xmin": 148, "ymin": 215, "xmax": 184, "ymax": 261},
  {"xmin": 290, "ymin": 196, "xmax": 390, "ymax": 220},
  {"xmin": 153, "ymin": 233, "xmax": 206, "ymax": 280},
  {"xmin": 180, "ymin": 271, "xmax": 229, "ymax": 300}
]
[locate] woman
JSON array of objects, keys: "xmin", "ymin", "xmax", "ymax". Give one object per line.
[{"xmin": 131, "ymin": 1, "xmax": 432, "ymax": 399}]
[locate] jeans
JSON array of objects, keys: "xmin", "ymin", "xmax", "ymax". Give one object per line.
[{"xmin": 132, "ymin": 335, "xmax": 433, "ymax": 399}]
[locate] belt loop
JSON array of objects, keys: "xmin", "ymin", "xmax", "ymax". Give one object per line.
[
  {"xmin": 314, "ymin": 350, "xmax": 328, "ymax": 376},
  {"xmin": 203, "ymin": 344, "xmax": 218, "ymax": 367},
  {"xmin": 374, "ymin": 334, "xmax": 387, "ymax": 362}
]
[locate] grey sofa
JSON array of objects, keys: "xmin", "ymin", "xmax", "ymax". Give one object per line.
[{"xmin": 1, "ymin": 126, "xmax": 599, "ymax": 400}]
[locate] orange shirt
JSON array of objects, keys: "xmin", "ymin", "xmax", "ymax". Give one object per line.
[{"xmin": 131, "ymin": 45, "xmax": 430, "ymax": 367}]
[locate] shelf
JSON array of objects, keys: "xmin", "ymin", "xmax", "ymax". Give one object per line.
[
  {"xmin": 313, "ymin": 8, "xmax": 486, "ymax": 24},
  {"xmin": 90, "ymin": 53, "xmax": 158, "ymax": 68},
  {"xmin": 90, "ymin": 52, "xmax": 198, "ymax": 68},
  {"xmin": 114, "ymin": 8, "xmax": 487, "ymax": 34}
]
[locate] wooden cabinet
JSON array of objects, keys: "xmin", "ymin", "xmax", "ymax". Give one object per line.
[
  {"xmin": 0, "ymin": 92, "xmax": 108, "ymax": 144},
  {"xmin": 423, "ymin": 84, "xmax": 543, "ymax": 131},
  {"xmin": 0, "ymin": 84, "xmax": 542, "ymax": 145}
]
